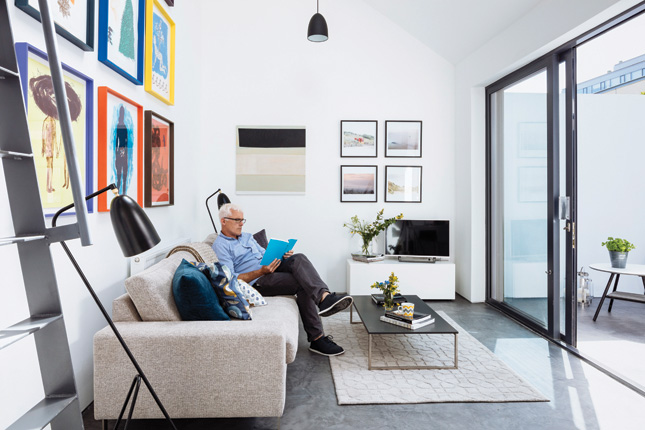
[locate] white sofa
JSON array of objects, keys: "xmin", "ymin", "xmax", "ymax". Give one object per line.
[{"xmin": 93, "ymin": 234, "xmax": 300, "ymax": 422}]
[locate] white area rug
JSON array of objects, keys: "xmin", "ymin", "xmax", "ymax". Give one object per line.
[{"xmin": 323, "ymin": 311, "xmax": 549, "ymax": 405}]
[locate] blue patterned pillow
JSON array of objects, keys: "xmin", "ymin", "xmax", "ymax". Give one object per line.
[
  {"xmin": 237, "ymin": 280, "xmax": 268, "ymax": 307},
  {"xmin": 172, "ymin": 260, "xmax": 230, "ymax": 321},
  {"xmin": 194, "ymin": 262, "xmax": 252, "ymax": 320}
]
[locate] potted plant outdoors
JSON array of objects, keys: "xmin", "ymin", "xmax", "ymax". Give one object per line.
[
  {"xmin": 370, "ymin": 272, "xmax": 400, "ymax": 311},
  {"xmin": 601, "ymin": 237, "xmax": 636, "ymax": 269},
  {"xmin": 344, "ymin": 209, "xmax": 403, "ymax": 256}
]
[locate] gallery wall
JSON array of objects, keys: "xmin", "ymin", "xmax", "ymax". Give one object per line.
[
  {"xmin": 191, "ymin": 0, "xmax": 456, "ymax": 294},
  {"xmin": 0, "ymin": 2, "xmax": 201, "ymax": 424}
]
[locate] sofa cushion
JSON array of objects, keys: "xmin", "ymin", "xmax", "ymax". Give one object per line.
[
  {"xmin": 237, "ymin": 280, "xmax": 268, "ymax": 307},
  {"xmin": 173, "ymin": 260, "xmax": 230, "ymax": 321},
  {"xmin": 253, "ymin": 229, "xmax": 269, "ymax": 249},
  {"xmin": 195, "ymin": 262, "xmax": 252, "ymax": 320},
  {"xmin": 124, "ymin": 253, "xmax": 185, "ymax": 321}
]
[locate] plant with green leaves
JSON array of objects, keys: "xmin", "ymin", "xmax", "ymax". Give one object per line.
[
  {"xmin": 601, "ymin": 237, "xmax": 636, "ymax": 252},
  {"xmin": 370, "ymin": 272, "xmax": 400, "ymax": 309},
  {"xmin": 344, "ymin": 209, "xmax": 403, "ymax": 255}
]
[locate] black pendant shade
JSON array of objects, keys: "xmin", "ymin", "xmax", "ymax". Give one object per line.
[
  {"xmin": 308, "ymin": 12, "xmax": 328, "ymax": 42},
  {"xmin": 110, "ymin": 194, "xmax": 161, "ymax": 257},
  {"xmin": 217, "ymin": 192, "xmax": 231, "ymax": 209}
]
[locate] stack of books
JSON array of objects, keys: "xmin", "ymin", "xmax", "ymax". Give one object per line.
[
  {"xmin": 371, "ymin": 293, "xmax": 406, "ymax": 305},
  {"xmin": 379, "ymin": 310, "xmax": 435, "ymax": 329},
  {"xmin": 352, "ymin": 254, "xmax": 385, "ymax": 263}
]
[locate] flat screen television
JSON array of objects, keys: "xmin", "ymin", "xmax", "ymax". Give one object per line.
[{"xmin": 385, "ymin": 220, "xmax": 449, "ymax": 260}]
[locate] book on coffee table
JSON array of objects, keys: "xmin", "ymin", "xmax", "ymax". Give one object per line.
[
  {"xmin": 380, "ymin": 315, "xmax": 435, "ymax": 329},
  {"xmin": 371, "ymin": 293, "xmax": 406, "ymax": 305},
  {"xmin": 384, "ymin": 311, "xmax": 433, "ymax": 324}
]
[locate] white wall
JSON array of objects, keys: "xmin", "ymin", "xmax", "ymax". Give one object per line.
[
  {"xmin": 192, "ymin": 0, "xmax": 456, "ymax": 292},
  {"xmin": 0, "ymin": 2, "xmax": 202, "ymax": 425},
  {"xmin": 454, "ymin": 0, "xmax": 643, "ymax": 302},
  {"xmin": 577, "ymin": 94, "xmax": 645, "ymax": 294}
]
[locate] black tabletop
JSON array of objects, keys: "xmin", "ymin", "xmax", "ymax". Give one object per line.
[{"xmin": 352, "ymin": 295, "xmax": 458, "ymax": 335}]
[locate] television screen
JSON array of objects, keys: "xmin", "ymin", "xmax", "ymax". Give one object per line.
[{"xmin": 385, "ymin": 220, "xmax": 449, "ymax": 258}]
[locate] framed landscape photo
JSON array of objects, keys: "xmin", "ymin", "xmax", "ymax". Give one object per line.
[
  {"xmin": 97, "ymin": 86, "xmax": 143, "ymax": 212},
  {"xmin": 145, "ymin": 0, "xmax": 175, "ymax": 104},
  {"xmin": 144, "ymin": 111, "xmax": 174, "ymax": 207},
  {"xmin": 340, "ymin": 120, "xmax": 377, "ymax": 158},
  {"xmin": 15, "ymin": 0, "xmax": 95, "ymax": 51},
  {"xmin": 341, "ymin": 165, "xmax": 377, "ymax": 202},
  {"xmin": 15, "ymin": 42, "xmax": 94, "ymax": 217},
  {"xmin": 385, "ymin": 120, "xmax": 422, "ymax": 158},
  {"xmin": 385, "ymin": 165, "xmax": 422, "ymax": 203},
  {"xmin": 98, "ymin": 0, "xmax": 145, "ymax": 84}
]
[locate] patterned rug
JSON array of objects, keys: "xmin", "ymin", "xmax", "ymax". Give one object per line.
[{"xmin": 322, "ymin": 311, "xmax": 549, "ymax": 405}]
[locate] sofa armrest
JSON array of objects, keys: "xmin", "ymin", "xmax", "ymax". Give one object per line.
[{"xmin": 94, "ymin": 321, "xmax": 288, "ymax": 419}]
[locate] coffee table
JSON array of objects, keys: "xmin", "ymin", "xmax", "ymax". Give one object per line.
[{"xmin": 350, "ymin": 295, "xmax": 459, "ymax": 370}]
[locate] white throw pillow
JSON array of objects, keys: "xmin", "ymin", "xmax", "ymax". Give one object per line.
[{"xmin": 237, "ymin": 279, "xmax": 268, "ymax": 307}]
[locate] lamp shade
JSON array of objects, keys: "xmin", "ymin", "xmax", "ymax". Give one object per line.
[
  {"xmin": 217, "ymin": 192, "xmax": 231, "ymax": 209},
  {"xmin": 110, "ymin": 194, "xmax": 161, "ymax": 257},
  {"xmin": 307, "ymin": 12, "xmax": 328, "ymax": 42}
]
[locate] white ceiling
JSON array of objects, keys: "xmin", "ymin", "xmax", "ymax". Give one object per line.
[{"xmin": 363, "ymin": 0, "xmax": 544, "ymax": 64}]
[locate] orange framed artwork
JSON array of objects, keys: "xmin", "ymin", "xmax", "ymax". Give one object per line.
[{"xmin": 97, "ymin": 86, "xmax": 143, "ymax": 212}]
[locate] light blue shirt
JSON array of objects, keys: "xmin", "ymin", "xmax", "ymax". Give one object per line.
[{"xmin": 213, "ymin": 232, "xmax": 266, "ymax": 285}]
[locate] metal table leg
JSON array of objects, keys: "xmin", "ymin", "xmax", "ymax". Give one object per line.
[
  {"xmin": 593, "ymin": 273, "xmax": 616, "ymax": 321},
  {"xmin": 607, "ymin": 274, "xmax": 621, "ymax": 313}
]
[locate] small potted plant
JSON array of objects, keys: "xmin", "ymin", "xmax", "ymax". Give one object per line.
[
  {"xmin": 344, "ymin": 209, "xmax": 403, "ymax": 256},
  {"xmin": 370, "ymin": 272, "xmax": 400, "ymax": 311},
  {"xmin": 601, "ymin": 237, "xmax": 635, "ymax": 269}
]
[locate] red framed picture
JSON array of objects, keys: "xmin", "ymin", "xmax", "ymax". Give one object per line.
[
  {"xmin": 144, "ymin": 111, "xmax": 174, "ymax": 207},
  {"xmin": 97, "ymin": 86, "xmax": 143, "ymax": 212}
]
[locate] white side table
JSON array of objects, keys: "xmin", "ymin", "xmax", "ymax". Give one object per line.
[{"xmin": 589, "ymin": 263, "xmax": 645, "ymax": 321}]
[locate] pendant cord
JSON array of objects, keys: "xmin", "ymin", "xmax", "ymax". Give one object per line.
[{"xmin": 317, "ymin": 0, "xmax": 319, "ymax": 13}]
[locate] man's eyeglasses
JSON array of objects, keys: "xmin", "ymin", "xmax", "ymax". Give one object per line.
[{"xmin": 224, "ymin": 217, "xmax": 246, "ymax": 225}]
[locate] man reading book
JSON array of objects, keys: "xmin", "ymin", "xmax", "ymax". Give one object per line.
[{"xmin": 213, "ymin": 203, "xmax": 353, "ymax": 356}]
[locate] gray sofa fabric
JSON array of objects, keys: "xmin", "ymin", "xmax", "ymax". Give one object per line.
[{"xmin": 93, "ymin": 236, "xmax": 300, "ymax": 420}]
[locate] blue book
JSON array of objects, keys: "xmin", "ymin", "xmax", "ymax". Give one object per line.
[{"xmin": 260, "ymin": 239, "xmax": 297, "ymax": 265}]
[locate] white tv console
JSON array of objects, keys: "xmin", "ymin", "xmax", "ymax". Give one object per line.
[{"xmin": 346, "ymin": 257, "xmax": 455, "ymax": 300}]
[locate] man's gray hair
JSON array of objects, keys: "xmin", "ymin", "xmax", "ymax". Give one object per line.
[{"xmin": 219, "ymin": 203, "xmax": 243, "ymax": 220}]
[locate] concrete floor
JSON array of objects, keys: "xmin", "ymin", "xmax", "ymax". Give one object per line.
[{"xmin": 83, "ymin": 296, "xmax": 645, "ymax": 430}]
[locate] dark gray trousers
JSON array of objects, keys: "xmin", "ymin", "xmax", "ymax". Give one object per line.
[{"xmin": 254, "ymin": 253, "xmax": 328, "ymax": 342}]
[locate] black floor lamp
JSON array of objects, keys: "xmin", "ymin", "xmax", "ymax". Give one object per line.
[
  {"xmin": 205, "ymin": 188, "xmax": 230, "ymax": 233},
  {"xmin": 52, "ymin": 183, "xmax": 177, "ymax": 430}
]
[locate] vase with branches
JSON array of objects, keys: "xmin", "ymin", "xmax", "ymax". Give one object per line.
[{"xmin": 344, "ymin": 209, "xmax": 403, "ymax": 256}]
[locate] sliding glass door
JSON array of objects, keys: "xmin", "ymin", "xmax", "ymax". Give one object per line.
[{"xmin": 487, "ymin": 54, "xmax": 576, "ymax": 344}]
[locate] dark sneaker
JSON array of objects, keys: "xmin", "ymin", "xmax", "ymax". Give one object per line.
[
  {"xmin": 309, "ymin": 335, "xmax": 344, "ymax": 356},
  {"xmin": 318, "ymin": 293, "xmax": 353, "ymax": 317}
]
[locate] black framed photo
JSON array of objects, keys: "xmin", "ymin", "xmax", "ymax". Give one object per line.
[
  {"xmin": 341, "ymin": 165, "xmax": 377, "ymax": 202},
  {"xmin": 385, "ymin": 165, "xmax": 422, "ymax": 203},
  {"xmin": 385, "ymin": 120, "xmax": 422, "ymax": 158},
  {"xmin": 341, "ymin": 120, "xmax": 377, "ymax": 157},
  {"xmin": 16, "ymin": 0, "xmax": 95, "ymax": 51}
]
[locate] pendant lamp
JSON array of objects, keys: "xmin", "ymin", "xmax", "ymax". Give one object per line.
[{"xmin": 307, "ymin": 0, "xmax": 328, "ymax": 42}]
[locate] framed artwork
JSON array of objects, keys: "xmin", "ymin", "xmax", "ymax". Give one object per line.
[
  {"xmin": 385, "ymin": 120, "xmax": 422, "ymax": 158},
  {"xmin": 98, "ymin": 0, "xmax": 145, "ymax": 84},
  {"xmin": 15, "ymin": 0, "xmax": 95, "ymax": 51},
  {"xmin": 236, "ymin": 126, "xmax": 306, "ymax": 194},
  {"xmin": 15, "ymin": 42, "xmax": 94, "ymax": 217},
  {"xmin": 144, "ymin": 0, "xmax": 175, "ymax": 105},
  {"xmin": 518, "ymin": 122, "xmax": 547, "ymax": 158},
  {"xmin": 97, "ymin": 86, "xmax": 143, "ymax": 212},
  {"xmin": 340, "ymin": 120, "xmax": 377, "ymax": 158},
  {"xmin": 144, "ymin": 111, "xmax": 174, "ymax": 207},
  {"xmin": 341, "ymin": 165, "xmax": 377, "ymax": 202},
  {"xmin": 385, "ymin": 166, "xmax": 422, "ymax": 203}
]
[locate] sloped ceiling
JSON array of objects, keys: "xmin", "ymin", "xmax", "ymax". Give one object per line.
[{"xmin": 362, "ymin": 0, "xmax": 544, "ymax": 64}]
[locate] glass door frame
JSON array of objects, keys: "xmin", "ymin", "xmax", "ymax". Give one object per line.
[{"xmin": 485, "ymin": 53, "xmax": 575, "ymax": 344}]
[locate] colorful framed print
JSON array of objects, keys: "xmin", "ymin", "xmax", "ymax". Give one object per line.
[
  {"xmin": 341, "ymin": 165, "xmax": 377, "ymax": 202},
  {"xmin": 340, "ymin": 120, "xmax": 377, "ymax": 158},
  {"xmin": 385, "ymin": 120, "xmax": 422, "ymax": 158},
  {"xmin": 385, "ymin": 166, "xmax": 422, "ymax": 203},
  {"xmin": 144, "ymin": 111, "xmax": 174, "ymax": 207},
  {"xmin": 236, "ymin": 126, "xmax": 306, "ymax": 194},
  {"xmin": 97, "ymin": 86, "xmax": 143, "ymax": 212},
  {"xmin": 144, "ymin": 0, "xmax": 175, "ymax": 104},
  {"xmin": 98, "ymin": 0, "xmax": 144, "ymax": 84},
  {"xmin": 15, "ymin": 42, "xmax": 94, "ymax": 217},
  {"xmin": 15, "ymin": 0, "xmax": 95, "ymax": 51}
]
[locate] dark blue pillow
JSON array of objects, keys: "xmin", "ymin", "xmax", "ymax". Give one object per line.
[{"xmin": 172, "ymin": 259, "xmax": 230, "ymax": 321}]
